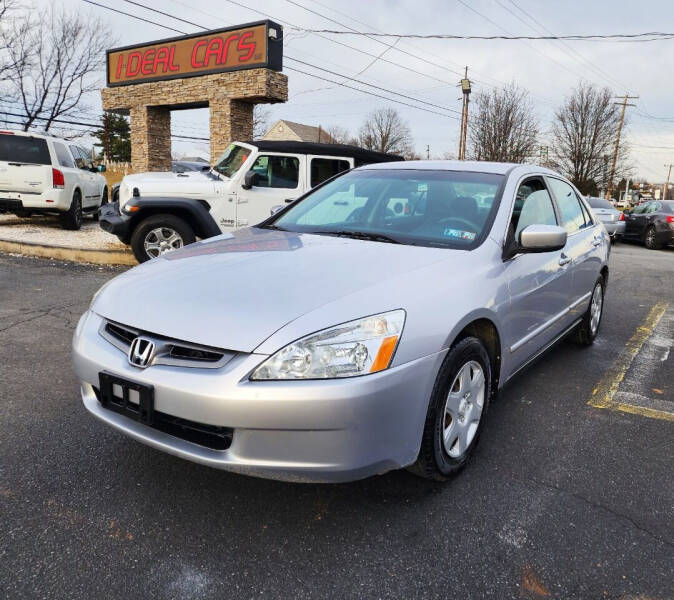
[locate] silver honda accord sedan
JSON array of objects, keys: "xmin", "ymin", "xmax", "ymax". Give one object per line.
[{"xmin": 73, "ymin": 161, "xmax": 609, "ymax": 482}]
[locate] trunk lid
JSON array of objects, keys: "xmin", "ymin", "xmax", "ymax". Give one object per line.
[{"xmin": 0, "ymin": 133, "xmax": 52, "ymax": 195}]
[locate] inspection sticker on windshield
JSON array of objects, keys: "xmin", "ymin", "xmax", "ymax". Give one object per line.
[{"xmin": 443, "ymin": 228, "xmax": 476, "ymax": 241}]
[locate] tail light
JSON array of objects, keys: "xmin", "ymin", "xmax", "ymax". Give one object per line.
[
  {"xmin": 618, "ymin": 212, "xmax": 625, "ymax": 221},
  {"xmin": 52, "ymin": 168, "xmax": 65, "ymax": 189},
  {"xmin": 666, "ymin": 215, "xmax": 674, "ymax": 223}
]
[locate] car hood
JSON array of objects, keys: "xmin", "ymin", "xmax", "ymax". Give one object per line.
[
  {"xmin": 124, "ymin": 171, "xmax": 218, "ymax": 184},
  {"xmin": 92, "ymin": 228, "xmax": 456, "ymax": 353}
]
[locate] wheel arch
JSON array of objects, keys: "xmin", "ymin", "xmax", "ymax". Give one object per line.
[{"xmin": 445, "ymin": 313, "xmax": 504, "ymax": 393}]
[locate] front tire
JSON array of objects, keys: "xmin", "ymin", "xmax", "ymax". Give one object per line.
[
  {"xmin": 573, "ymin": 277, "xmax": 604, "ymax": 345},
  {"xmin": 60, "ymin": 190, "xmax": 82, "ymax": 230},
  {"xmin": 130, "ymin": 214, "xmax": 195, "ymax": 263},
  {"xmin": 409, "ymin": 337, "xmax": 492, "ymax": 481}
]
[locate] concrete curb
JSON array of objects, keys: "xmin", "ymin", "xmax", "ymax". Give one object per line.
[{"xmin": 0, "ymin": 238, "xmax": 136, "ymax": 265}]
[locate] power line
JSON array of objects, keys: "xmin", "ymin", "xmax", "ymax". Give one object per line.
[{"xmin": 87, "ymin": 0, "xmax": 461, "ymax": 119}]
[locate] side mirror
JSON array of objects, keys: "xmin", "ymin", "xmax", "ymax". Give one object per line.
[
  {"xmin": 242, "ymin": 170, "xmax": 258, "ymax": 190},
  {"xmin": 97, "ymin": 164, "xmax": 106, "ymax": 173},
  {"xmin": 270, "ymin": 205, "xmax": 284, "ymax": 215},
  {"xmin": 519, "ymin": 224, "xmax": 567, "ymax": 253}
]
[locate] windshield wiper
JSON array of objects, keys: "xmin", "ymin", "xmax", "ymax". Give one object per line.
[
  {"xmin": 259, "ymin": 224, "xmax": 287, "ymax": 231},
  {"xmin": 317, "ymin": 230, "xmax": 402, "ymax": 244}
]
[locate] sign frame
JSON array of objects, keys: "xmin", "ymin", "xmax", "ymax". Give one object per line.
[{"xmin": 106, "ymin": 19, "xmax": 283, "ymax": 88}]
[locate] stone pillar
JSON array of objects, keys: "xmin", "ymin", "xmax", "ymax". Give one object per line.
[
  {"xmin": 209, "ymin": 99, "xmax": 254, "ymax": 163},
  {"xmin": 129, "ymin": 106, "xmax": 172, "ymax": 173}
]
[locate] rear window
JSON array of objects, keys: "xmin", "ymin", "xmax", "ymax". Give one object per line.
[
  {"xmin": 588, "ymin": 197, "xmax": 613, "ymax": 210},
  {"xmin": 0, "ymin": 134, "xmax": 51, "ymax": 165}
]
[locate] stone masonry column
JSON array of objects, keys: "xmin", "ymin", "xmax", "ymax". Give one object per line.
[
  {"xmin": 209, "ymin": 99, "xmax": 254, "ymax": 163},
  {"xmin": 129, "ymin": 106, "xmax": 172, "ymax": 173}
]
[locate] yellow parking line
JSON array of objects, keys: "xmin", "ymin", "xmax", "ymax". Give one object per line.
[{"xmin": 588, "ymin": 301, "xmax": 672, "ymax": 421}]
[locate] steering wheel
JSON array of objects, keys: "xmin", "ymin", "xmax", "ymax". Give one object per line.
[{"xmin": 437, "ymin": 216, "xmax": 480, "ymax": 232}]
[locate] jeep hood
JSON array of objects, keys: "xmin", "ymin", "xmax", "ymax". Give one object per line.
[{"xmin": 92, "ymin": 228, "xmax": 455, "ymax": 353}]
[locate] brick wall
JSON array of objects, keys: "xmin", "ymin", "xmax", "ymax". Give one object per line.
[{"xmin": 101, "ymin": 69, "xmax": 287, "ymax": 172}]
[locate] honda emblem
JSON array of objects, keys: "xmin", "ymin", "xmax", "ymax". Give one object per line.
[{"xmin": 128, "ymin": 337, "xmax": 155, "ymax": 368}]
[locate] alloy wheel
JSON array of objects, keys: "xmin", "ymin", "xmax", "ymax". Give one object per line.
[
  {"xmin": 590, "ymin": 284, "xmax": 603, "ymax": 335},
  {"xmin": 144, "ymin": 227, "xmax": 184, "ymax": 258},
  {"xmin": 442, "ymin": 360, "xmax": 486, "ymax": 458}
]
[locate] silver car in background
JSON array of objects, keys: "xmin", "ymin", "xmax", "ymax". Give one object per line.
[
  {"xmin": 73, "ymin": 161, "xmax": 610, "ymax": 483},
  {"xmin": 587, "ymin": 196, "xmax": 626, "ymax": 241}
]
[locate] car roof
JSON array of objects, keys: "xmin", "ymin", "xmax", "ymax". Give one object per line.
[
  {"xmin": 241, "ymin": 140, "xmax": 404, "ymax": 163},
  {"xmin": 0, "ymin": 129, "xmax": 73, "ymax": 143},
  {"xmin": 356, "ymin": 159, "xmax": 558, "ymax": 176}
]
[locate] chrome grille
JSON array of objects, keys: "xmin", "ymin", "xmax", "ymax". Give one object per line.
[{"xmin": 100, "ymin": 319, "xmax": 234, "ymax": 369}]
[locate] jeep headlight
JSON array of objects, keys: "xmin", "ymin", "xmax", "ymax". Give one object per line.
[{"xmin": 250, "ymin": 310, "xmax": 405, "ymax": 380}]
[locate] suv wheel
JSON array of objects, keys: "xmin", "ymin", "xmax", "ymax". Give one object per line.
[
  {"xmin": 130, "ymin": 214, "xmax": 196, "ymax": 263},
  {"xmin": 409, "ymin": 336, "xmax": 491, "ymax": 481},
  {"xmin": 60, "ymin": 190, "xmax": 82, "ymax": 230}
]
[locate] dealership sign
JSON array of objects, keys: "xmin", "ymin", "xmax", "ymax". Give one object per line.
[{"xmin": 106, "ymin": 20, "xmax": 283, "ymax": 87}]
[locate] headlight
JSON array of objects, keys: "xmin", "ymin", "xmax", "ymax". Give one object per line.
[{"xmin": 250, "ymin": 310, "xmax": 406, "ymax": 380}]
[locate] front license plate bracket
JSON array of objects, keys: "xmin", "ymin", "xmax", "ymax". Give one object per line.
[{"xmin": 98, "ymin": 371, "xmax": 155, "ymax": 425}]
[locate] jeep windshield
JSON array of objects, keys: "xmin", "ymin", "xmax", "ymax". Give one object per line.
[
  {"xmin": 212, "ymin": 144, "xmax": 251, "ymax": 179},
  {"xmin": 267, "ymin": 169, "xmax": 504, "ymax": 249}
]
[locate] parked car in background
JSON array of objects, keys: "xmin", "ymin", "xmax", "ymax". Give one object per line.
[
  {"xmin": 74, "ymin": 161, "xmax": 610, "ymax": 483},
  {"xmin": 0, "ymin": 131, "xmax": 107, "ymax": 229},
  {"xmin": 172, "ymin": 160, "xmax": 210, "ymax": 173},
  {"xmin": 100, "ymin": 141, "xmax": 403, "ymax": 263},
  {"xmin": 612, "ymin": 197, "xmax": 629, "ymax": 209},
  {"xmin": 587, "ymin": 196, "xmax": 625, "ymax": 242},
  {"xmin": 623, "ymin": 200, "xmax": 674, "ymax": 249}
]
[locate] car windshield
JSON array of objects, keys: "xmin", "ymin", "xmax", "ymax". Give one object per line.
[
  {"xmin": 269, "ymin": 169, "xmax": 504, "ymax": 249},
  {"xmin": 588, "ymin": 197, "xmax": 614, "ymax": 210},
  {"xmin": 212, "ymin": 144, "xmax": 251, "ymax": 178}
]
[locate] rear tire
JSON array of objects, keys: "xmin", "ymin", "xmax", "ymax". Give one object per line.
[
  {"xmin": 573, "ymin": 277, "xmax": 604, "ymax": 345},
  {"xmin": 13, "ymin": 209, "xmax": 32, "ymax": 218},
  {"xmin": 409, "ymin": 337, "xmax": 492, "ymax": 481},
  {"xmin": 130, "ymin": 214, "xmax": 195, "ymax": 263},
  {"xmin": 644, "ymin": 226, "xmax": 662, "ymax": 250},
  {"xmin": 60, "ymin": 190, "xmax": 82, "ymax": 230}
]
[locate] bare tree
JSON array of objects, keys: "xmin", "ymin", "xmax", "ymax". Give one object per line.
[
  {"xmin": 550, "ymin": 83, "xmax": 630, "ymax": 195},
  {"xmin": 0, "ymin": 0, "xmax": 31, "ymax": 88},
  {"xmin": 358, "ymin": 107, "xmax": 413, "ymax": 156},
  {"xmin": 253, "ymin": 105, "xmax": 272, "ymax": 139},
  {"xmin": 4, "ymin": 4, "xmax": 109, "ymax": 131},
  {"xmin": 324, "ymin": 125, "xmax": 353, "ymax": 145},
  {"xmin": 469, "ymin": 84, "xmax": 539, "ymax": 163}
]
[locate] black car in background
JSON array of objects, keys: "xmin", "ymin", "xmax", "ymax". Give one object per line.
[{"xmin": 623, "ymin": 200, "xmax": 674, "ymax": 249}]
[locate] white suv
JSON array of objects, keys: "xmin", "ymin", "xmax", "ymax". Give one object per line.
[{"xmin": 0, "ymin": 130, "xmax": 108, "ymax": 229}]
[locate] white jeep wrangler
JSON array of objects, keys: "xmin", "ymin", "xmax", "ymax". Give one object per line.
[
  {"xmin": 101, "ymin": 141, "xmax": 402, "ymax": 262},
  {"xmin": 0, "ymin": 130, "xmax": 108, "ymax": 229}
]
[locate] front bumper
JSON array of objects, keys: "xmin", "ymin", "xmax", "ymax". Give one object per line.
[
  {"xmin": 99, "ymin": 201, "xmax": 132, "ymax": 243},
  {"xmin": 73, "ymin": 311, "xmax": 444, "ymax": 483}
]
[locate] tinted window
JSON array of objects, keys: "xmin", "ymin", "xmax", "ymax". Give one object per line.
[
  {"xmin": 0, "ymin": 134, "xmax": 51, "ymax": 165},
  {"xmin": 588, "ymin": 197, "xmax": 613, "ymax": 210},
  {"xmin": 511, "ymin": 179, "xmax": 557, "ymax": 238},
  {"xmin": 272, "ymin": 169, "xmax": 504, "ymax": 249},
  {"xmin": 647, "ymin": 202, "xmax": 661, "ymax": 213},
  {"xmin": 632, "ymin": 203, "xmax": 648, "ymax": 214},
  {"xmin": 310, "ymin": 158, "xmax": 350, "ymax": 188},
  {"xmin": 548, "ymin": 178, "xmax": 587, "ymax": 233},
  {"xmin": 53, "ymin": 142, "xmax": 75, "ymax": 168},
  {"xmin": 250, "ymin": 155, "xmax": 299, "ymax": 189}
]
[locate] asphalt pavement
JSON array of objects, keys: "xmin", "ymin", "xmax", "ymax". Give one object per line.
[{"xmin": 1, "ymin": 241, "xmax": 672, "ymax": 600}]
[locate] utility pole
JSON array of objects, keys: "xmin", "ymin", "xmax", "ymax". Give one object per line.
[
  {"xmin": 426, "ymin": 144, "xmax": 430, "ymax": 160},
  {"xmin": 606, "ymin": 93, "xmax": 638, "ymax": 201},
  {"xmin": 457, "ymin": 67, "xmax": 471, "ymax": 160},
  {"xmin": 664, "ymin": 163, "xmax": 673, "ymax": 200}
]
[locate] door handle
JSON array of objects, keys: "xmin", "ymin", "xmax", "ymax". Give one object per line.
[
  {"xmin": 591, "ymin": 237, "xmax": 601, "ymax": 247},
  {"xmin": 558, "ymin": 253, "xmax": 571, "ymax": 266},
  {"xmin": 284, "ymin": 198, "xmax": 294, "ymax": 203}
]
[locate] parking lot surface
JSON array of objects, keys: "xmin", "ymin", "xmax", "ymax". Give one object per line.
[{"xmin": 1, "ymin": 242, "xmax": 672, "ymax": 599}]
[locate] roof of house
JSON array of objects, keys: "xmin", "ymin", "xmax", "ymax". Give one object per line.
[{"xmin": 263, "ymin": 120, "xmax": 334, "ymax": 143}]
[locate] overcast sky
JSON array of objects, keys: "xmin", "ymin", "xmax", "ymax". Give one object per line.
[{"xmin": 29, "ymin": 0, "xmax": 674, "ymax": 181}]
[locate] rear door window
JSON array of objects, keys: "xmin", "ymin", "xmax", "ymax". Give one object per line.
[
  {"xmin": 548, "ymin": 178, "xmax": 587, "ymax": 233},
  {"xmin": 0, "ymin": 134, "xmax": 51, "ymax": 165},
  {"xmin": 53, "ymin": 142, "xmax": 75, "ymax": 168},
  {"xmin": 310, "ymin": 158, "xmax": 350, "ymax": 188}
]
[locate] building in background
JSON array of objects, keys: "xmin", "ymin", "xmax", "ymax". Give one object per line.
[{"xmin": 262, "ymin": 120, "xmax": 335, "ymax": 143}]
